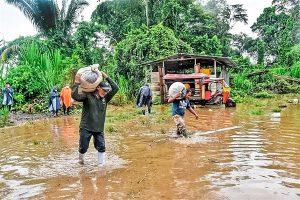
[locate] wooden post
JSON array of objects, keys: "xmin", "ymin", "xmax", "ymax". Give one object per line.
[
  {"xmin": 201, "ymin": 84, "xmax": 206, "ymax": 99},
  {"xmin": 194, "ymin": 63, "xmax": 201, "ymax": 96},
  {"xmin": 214, "ymin": 59, "xmax": 217, "ymax": 77},
  {"xmin": 158, "ymin": 63, "xmax": 165, "ymax": 103}
]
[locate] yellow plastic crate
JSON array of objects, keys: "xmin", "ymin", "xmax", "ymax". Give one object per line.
[{"xmin": 200, "ymin": 69, "xmax": 210, "ymax": 75}]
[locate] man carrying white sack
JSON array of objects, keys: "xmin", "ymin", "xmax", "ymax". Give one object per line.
[
  {"xmin": 71, "ymin": 69, "xmax": 118, "ymax": 166},
  {"xmin": 168, "ymin": 89, "xmax": 199, "ymax": 137}
]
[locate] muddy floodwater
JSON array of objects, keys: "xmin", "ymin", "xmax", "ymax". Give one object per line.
[{"xmin": 0, "ymin": 103, "xmax": 299, "ymax": 200}]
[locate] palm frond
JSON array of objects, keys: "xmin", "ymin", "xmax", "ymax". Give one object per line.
[
  {"xmin": 36, "ymin": 0, "xmax": 59, "ymax": 33},
  {"xmin": 5, "ymin": 0, "xmax": 88, "ymax": 37},
  {"xmin": 5, "ymin": 0, "xmax": 40, "ymax": 28},
  {"xmin": 5, "ymin": 0, "xmax": 59, "ymax": 35},
  {"xmin": 64, "ymin": 0, "xmax": 89, "ymax": 34},
  {"xmin": 60, "ymin": 0, "xmax": 67, "ymax": 20}
]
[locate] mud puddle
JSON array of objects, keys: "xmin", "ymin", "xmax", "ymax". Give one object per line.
[{"xmin": 0, "ymin": 104, "xmax": 300, "ymax": 199}]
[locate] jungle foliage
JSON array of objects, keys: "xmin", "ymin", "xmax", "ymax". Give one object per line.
[{"xmin": 0, "ymin": 0, "xmax": 299, "ymax": 109}]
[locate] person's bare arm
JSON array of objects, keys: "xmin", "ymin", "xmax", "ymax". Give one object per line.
[{"xmin": 188, "ymin": 107, "xmax": 199, "ymax": 119}]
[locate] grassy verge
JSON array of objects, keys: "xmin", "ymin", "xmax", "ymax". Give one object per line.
[{"xmin": 104, "ymin": 104, "xmax": 172, "ymax": 134}]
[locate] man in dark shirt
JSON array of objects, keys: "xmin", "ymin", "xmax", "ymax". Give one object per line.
[
  {"xmin": 72, "ymin": 71, "xmax": 119, "ymax": 166},
  {"xmin": 168, "ymin": 89, "xmax": 199, "ymax": 137}
]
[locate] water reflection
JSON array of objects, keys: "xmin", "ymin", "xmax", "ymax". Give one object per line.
[{"xmin": 0, "ymin": 104, "xmax": 299, "ymax": 199}]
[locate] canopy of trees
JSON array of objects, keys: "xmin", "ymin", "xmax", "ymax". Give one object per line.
[{"xmin": 0, "ymin": 0, "xmax": 299, "ymax": 106}]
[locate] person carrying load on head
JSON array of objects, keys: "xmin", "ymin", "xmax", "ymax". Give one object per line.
[
  {"xmin": 136, "ymin": 83, "xmax": 153, "ymax": 115},
  {"xmin": 71, "ymin": 65, "xmax": 119, "ymax": 166},
  {"xmin": 168, "ymin": 82, "xmax": 199, "ymax": 137}
]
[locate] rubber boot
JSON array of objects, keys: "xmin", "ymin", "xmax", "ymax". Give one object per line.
[
  {"xmin": 148, "ymin": 108, "xmax": 151, "ymax": 114},
  {"xmin": 178, "ymin": 127, "xmax": 188, "ymax": 138},
  {"xmin": 79, "ymin": 153, "xmax": 84, "ymax": 165},
  {"xmin": 176, "ymin": 128, "xmax": 180, "ymax": 135},
  {"xmin": 181, "ymin": 129, "xmax": 188, "ymax": 138},
  {"xmin": 98, "ymin": 152, "xmax": 106, "ymax": 166},
  {"xmin": 142, "ymin": 110, "xmax": 145, "ymax": 115}
]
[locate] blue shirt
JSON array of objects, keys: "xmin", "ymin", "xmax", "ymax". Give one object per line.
[{"xmin": 172, "ymin": 99, "xmax": 191, "ymax": 116}]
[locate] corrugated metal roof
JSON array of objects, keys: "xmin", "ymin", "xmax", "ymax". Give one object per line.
[{"xmin": 143, "ymin": 53, "xmax": 237, "ymax": 68}]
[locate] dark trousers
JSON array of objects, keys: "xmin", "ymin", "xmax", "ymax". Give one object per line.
[
  {"xmin": 63, "ymin": 104, "xmax": 70, "ymax": 115},
  {"xmin": 52, "ymin": 109, "xmax": 58, "ymax": 115},
  {"xmin": 79, "ymin": 128, "xmax": 105, "ymax": 154}
]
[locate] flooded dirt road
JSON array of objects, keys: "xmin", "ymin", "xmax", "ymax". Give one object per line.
[{"xmin": 0, "ymin": 102, "xmax": 299, "ymax": 199}]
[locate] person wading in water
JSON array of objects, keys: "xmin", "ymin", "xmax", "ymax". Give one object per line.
[
  {"xmin": 168, "ymin": 89, "xmax": 199, "ymax": 137},
  {"xmin": 71, "ymin": 71, "xmax": 119, "ymax": 166},
  {"xmin": 136, "ymin": 83, "xmax": 153, "ymax": 115}
]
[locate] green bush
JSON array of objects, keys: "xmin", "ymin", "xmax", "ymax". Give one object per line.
[
  {"xmin": 250, "ymin": 108, "xmax": 264, "ymax": 115},
  {"xmin": 290, "ymin": 61, "xmax": 300, "ymax": 78},
  {"xmin": 272, "ymin": 108, "xmax": 282, "ymax": 112},
  {"xmin": 0, "ymin": 107, "xmax": 10, "ymax": 127},
  {"xmin": 14, "ymin": 93, "xmax": 25, "ymax": 104},
  {"xmin": 271, "ymin": 67, "xmax": 288, "ymax": 75},
  {"xmin": 232, "ymin": 74, "xmax": 253, "ymax": 95},
  {"xmin": 273, "ymin": 79, "xmax": 300, "ymax": 94},
  {"xmin": 5, "ymin": 64, "xmax": 44, "ymax": 101}
]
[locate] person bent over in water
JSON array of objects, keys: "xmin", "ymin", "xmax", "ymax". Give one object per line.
[
  {"xmin": 168, "ymin": 89, "xmax": 199, "ymax": 137},
  {"xmin": 71, "ymin": 71, "xmax": 118, "ymax": 166},
  {"xmin": 136, "ymin": 83, "xmax": 153, "ymax": 115}
]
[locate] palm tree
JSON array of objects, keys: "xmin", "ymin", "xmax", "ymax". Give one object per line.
[{"xmin": 4, "ymin": 0, "xmax": 89, "ymax": 37}]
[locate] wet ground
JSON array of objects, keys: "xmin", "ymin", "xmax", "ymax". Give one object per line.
[{"xmin": 0, "ymin": 101, "xmax": 300, "ymax": 200}]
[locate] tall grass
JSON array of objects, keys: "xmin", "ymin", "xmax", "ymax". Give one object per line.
[
  {"xmin": 20, "ymin": 42, "xmax": 63, "ymax": 91},
  {"xmin": 232, "ymin": 74, "xmax": 252, "ymax": 94},
  {"xmin": 39, "ymin": 50, "xmax": 62, "ymax": 90},
  {"xmin": 101, "ymin": 60, "xmax": 131, "ymax": 106},
  {"xmin": 290, "ymin": 61, "xmax": 300, "ymax": 78},
  {"xmin": 111, "ymin": 75, "xmax": 130, "ymax": 106},
  {"xmin": 271, "ymin": 67, "xmax": 288, "ymax": 75}
]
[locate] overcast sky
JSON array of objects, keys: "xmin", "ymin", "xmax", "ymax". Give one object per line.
[{"xmin": 0, "ymin": 0, "xmax": 272, "ymax": 42}]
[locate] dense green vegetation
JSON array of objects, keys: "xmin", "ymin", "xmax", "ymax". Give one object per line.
[{"xmin": 0, "ymin": 0, "xmax": 299, "ymax": 112}]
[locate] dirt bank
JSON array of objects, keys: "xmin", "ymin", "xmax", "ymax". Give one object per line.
[{"xmin": 8, "ymin": 112, "xmax": 57, "ymax": 125}]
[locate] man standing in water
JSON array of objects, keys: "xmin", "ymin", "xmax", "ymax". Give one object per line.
[
  {"xmin": 136, "ymin": 83, "xmax": 153, "ymax": 115},
  {"xmin": 168, "ymin": 89, "xmax": 199, "ymax": 137},
  {"xmin": 71, "ymin": 71, "xmax": 118, "ymax": 166}
]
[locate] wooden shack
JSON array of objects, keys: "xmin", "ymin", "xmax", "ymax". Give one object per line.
[{"xmin": 144, "ymin": 53, "xmax": 237, "ymax": 103}]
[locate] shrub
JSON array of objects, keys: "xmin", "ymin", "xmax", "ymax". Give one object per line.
[
  {"xmin": 290, "ymin": 61, "xmax": 300, "ymax": 78},
  {"xmin": 0, "ymin": 107, "xmax": 10, "ymax": 127},
  {"xmin": 273, "ymin": 79, "xmax": 300, "ymax": 94},
  {"xmin": 250, "ymin": 108, "xmax": 264, "ymax": 115},
  {"xmin": 272, "ymin": 108, "xmax": 282, "ymax": 112},
  {"xmin": 271, "ymin": 67, "xmax": 288, "ymax": 75},
  {"xmin": 253, "ymin": 92, "xmax": 274, "ymax": 98}
]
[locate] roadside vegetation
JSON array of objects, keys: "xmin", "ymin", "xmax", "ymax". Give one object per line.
[{"xmin": 0, "ymin": 0, "xmax": 299, "ymax": 126}]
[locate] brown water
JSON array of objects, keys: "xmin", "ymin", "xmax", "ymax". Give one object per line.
[{"xmin": 0, "ymin": 104, "xmax": 299, "ymax": 200}]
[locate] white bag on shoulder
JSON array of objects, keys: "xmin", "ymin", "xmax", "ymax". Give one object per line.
[
  {"xmin": 168, "ymin": 82, "xmax": 186, "ymax": 99},
  {"xmin": 76, "ymin": 64, "xmax": 103, "ymax": 92}
]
